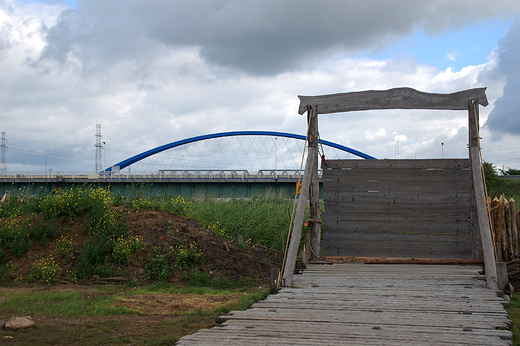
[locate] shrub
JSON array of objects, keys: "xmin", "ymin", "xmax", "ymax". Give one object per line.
[
  {"xmin": 145, "ymin": 254, "xmax": 172, "ymax": 281},
  {"xmin": 31, "ymin": 255, "xmax": 60, "ymax": 285},
  {"xmin": 75, "ymin": 239, "xmax": 112, "ymax": 279},
  {"xmin": 57, "ymin": 235, "xmax": 74, "ymax": 258},
  {"xmin": 30, "ymin": 218, "xmax": 61, "ymax": 247},
  {"xmin": 172, "ymin": 241, "xmax": 204, "ymax": 270}
]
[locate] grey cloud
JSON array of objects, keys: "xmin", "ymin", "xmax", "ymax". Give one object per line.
[
  {"xmin": 485, "ymin": 16, "xmax": 520, "ymax": 136},
  {"xmin": 36, "ymin": 0, "xmax": 519, "ymax": 76}
]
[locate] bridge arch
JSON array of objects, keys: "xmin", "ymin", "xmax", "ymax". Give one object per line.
[{"xmin": 105, "ymin": 131, "xmax": 375, "ymax": 172}]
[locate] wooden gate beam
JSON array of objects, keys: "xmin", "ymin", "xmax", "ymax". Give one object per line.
[
  {"xmin": 469, "ymin": 100, "xmax": 499, "ymax": 290},
  {"xmin": 298, "ymin": 87, "xmax": 488, "ymax": 115},
  {"xmin": 283, "ymin": 105, "xmax": 318, "ymax": 287}
]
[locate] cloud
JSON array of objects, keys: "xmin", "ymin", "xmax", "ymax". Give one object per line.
[
  {"xmin": 34, "ymin": 0, "xmax": 520, "ymax": 76},
  {"xmin": 0, "ymin": 0, "xmax": 519, "ymax": 173},
  {"xmin": 485, "ymin": 16, "xmax": 520, "ymax": 136}
]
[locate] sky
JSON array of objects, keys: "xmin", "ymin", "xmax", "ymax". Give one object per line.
[{"xmin": 1, "ymin": 0, "xmax": 520, "ymax": 174}]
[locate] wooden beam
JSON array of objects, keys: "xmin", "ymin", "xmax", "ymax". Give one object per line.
[
  {"xmin": 468, "ymin": 99, "xmax": 498, "ymax": 290},
  {"xmin": 298, "ymin": 87, "xmax": 488, "ymax": 115},
  {"xmin": 282, "ymin": 105, "xmax": 318, "ymax": 287},
  {"xmin": 309, "ymin": 113, "xmax": 321, "ymax": 261}
]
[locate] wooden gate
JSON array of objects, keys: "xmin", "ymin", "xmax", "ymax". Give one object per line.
[{"xmin": 321, "ymin": 158, "xmax": 476, "ymax": 259}]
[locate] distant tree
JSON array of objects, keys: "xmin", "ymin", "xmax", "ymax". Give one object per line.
[
  {"xmin": 499, "ymin": 167, "xmax": 520, "ymax": 176},
  {"xmin": 483, "ymin": 161, "xmax": 499, "ymax": 189}
]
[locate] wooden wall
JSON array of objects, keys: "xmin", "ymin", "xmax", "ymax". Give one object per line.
[{"xmin": 321, "ymin": 159, "xmax": 475, "ymax": 259}]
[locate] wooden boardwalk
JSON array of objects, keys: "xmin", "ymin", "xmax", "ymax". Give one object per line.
[{"xmin": 176, "ymin": 264, "xmax": 513, "ymax": 345}]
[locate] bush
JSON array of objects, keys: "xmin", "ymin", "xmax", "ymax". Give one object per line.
[
  {"xmin": 75, "ymin": 239, "xmax": 112, "ymax": 279},
  {"xmin": 30, "ymin": 218, "xmax": 61, "ymax": 247},
  {"xmin": 145, "ymin": 254, "xmax": 172, "ymax": 281}
]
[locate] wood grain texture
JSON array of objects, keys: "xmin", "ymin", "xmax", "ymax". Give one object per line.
[
  {"xmin": 298, "ymin": 87, "xmax": 488, "ymax": 114},
  {"xmin": 176, "ymin": 264, "xmax": 512, "ymax": 345},
  {"xmin": 321, "ymin": 158, "xmax": 474, "ymax": 259}
]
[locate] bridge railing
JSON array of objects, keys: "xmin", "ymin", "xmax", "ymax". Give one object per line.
[{"xmin": 0, "ymin": 169, "xmax": 323, "ymax": 180}]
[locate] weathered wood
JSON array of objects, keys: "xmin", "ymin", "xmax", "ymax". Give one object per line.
[
  {"xmin": 321, "ymin": 240, "xmax": 472, "ymax": 258},
  {"xmin": 322, "ymin": 230, "xmax": 471, "ymax": 244},
  {"xmin": 325, "ymin": 158, "xmax": 470, "ymax": 169},
  {"xmin": 499, "ymin": 195, "xmax": 509, "ymax": 262},
  {"xmin": 282, "ymin": 105, "xmax": 318, "ymax": 287},
  {"xmin": 511, "ymin": 199, "xmax": 519, "ymax": 259},
  {"xmin": 178, "ymin": 264, "xmax": 511, "ymax": 346},
  {"xmin": 298, "ymin": 87, "xmax": 488, "ymax": 115},
  {"xmin": 493, "ymin": 197, "xmax": 503, "ymax": 262},
  {"xmin": 321, "ymin": 158, "xmax": 474, "ymax": 259},
  {"xmin": 505, "ymin": 198, "xmax": 514, "ymax": 261},
  {"xmin": 309, "ymin": 137, "xmax": 321, "ymax": 260},
  {"xmin": 468, "ymin": 99, "xmax": 499, "ymax": 290},
  {"xmin": 270, "ymin": 268, "xmax": 280, "ymax": 294}
]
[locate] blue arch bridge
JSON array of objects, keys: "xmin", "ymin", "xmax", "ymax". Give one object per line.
[{"xmin": 0, "ymin": 131, "xmax": 374, "ymax": 198}]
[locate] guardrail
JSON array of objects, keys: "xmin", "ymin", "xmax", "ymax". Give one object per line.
[{"xmin": 0, "ymin": 169, "xmax": 323, "ymax": 180}]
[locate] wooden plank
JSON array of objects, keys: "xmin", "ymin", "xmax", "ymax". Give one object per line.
[
  {"xmin": 323, "ymin": 201, "xmax": 470, "ymax": 214},
  {"xmin": 469, "ymin": 100, "xmax": 499, "ymax": 289},
  {"xmin": 323, "ymin": 158, "xmax": 470, "ymax": 170},
  {"xmin": 297, "ymin": 87, "xmax": 488, "ymax": 114},
  {"xmin": 323, "ymin": 190, "xmax": 471, "ymax": 201},
  {"xmin": 321, "ymin": 230, "xmax": 472, "ymax": 244},
  {"xmin": 321, "ymin": 240, "xmax": 472, "ymax": 258},
  {"xmin": 325, "ymin": 181, "xmax": 471, "ymax": 193},
  {"xmin": 323, "ymin": 168, "xmax": 471, "ymax": 179},
  {"xmin": 321, "ymin": 219, "xmax": 471, "ymax": 235},
  {"xmin": 179, "ymin": 264, "xmax": 511, "ymax": 346}
]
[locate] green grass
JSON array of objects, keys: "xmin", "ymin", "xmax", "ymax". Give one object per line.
[
  {"xmin": 0, "ymin": 289, "xmax": 138, "ymax": 317},
  {"xmin": 508, "ymin": 292, "xmax": 520, "ymax": 345},
  {"xmin": 0, "ymin": 285, "xmax": 269, "ymax": 346},
  {"xmin": 488, "ymin": 178, "xmax": 520, "ymax": 211}
]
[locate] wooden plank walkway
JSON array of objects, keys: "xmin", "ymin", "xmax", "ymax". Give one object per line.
[{"xmin": 176, "ymin": 264, "xmax": 513, "ymax": 345}]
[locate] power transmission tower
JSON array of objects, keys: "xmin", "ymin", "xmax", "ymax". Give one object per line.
[
  {"xmin": 0, "ymin": 131, "xmax": 7, "ymax": 175},
  {"xmin": 94, "ymin": 124, "xmax": 103, "ymax": 173}
]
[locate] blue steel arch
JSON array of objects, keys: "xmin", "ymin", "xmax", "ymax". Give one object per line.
[{"xmin": 104, "ymin": 131, "xmax": 376, "ymax": 172}]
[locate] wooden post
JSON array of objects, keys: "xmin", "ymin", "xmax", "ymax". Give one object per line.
[
  {"xmin": 309, "ymin": 126, "xmax": 321, "ymax": 261},
  {"xmin": 499, "ymin": 195, "xmax": 509, "ymax": 262},
  {"xmin": 282, "ymin": 105, "xmax": 318, "ymax": 287},
  {"xmin": 468, "ymin": 99, "xmax": 498, "ymax": 290},
  {"xmin": 492, "ymin": 197, "xmax": 502, "ymax": 262},
  {"xmin": 270, "ymin": 268, "xmax": 280, "ymax": 294},
  {"xmin": 504, "ymin": 197, "xmax": 513, "ymax": 261}
]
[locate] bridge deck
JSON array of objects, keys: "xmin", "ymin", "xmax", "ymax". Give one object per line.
[{"xmin": 176, "ymin": 264, "xmax": 513, "ymax": 345}]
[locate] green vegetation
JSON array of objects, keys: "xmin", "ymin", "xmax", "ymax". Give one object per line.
[
  {"xmin": 508, "ymin": 292, "xmax": 520, "ymax": 346},
  {"xmin": 484, "ymin": 162, "xmax": 520, "ymax": 210},
  {"xmin": 0, "ymin": 185, "xmax": 281, "ymax": 344},
  {"xmin": 0, "ymin": 185, "xmax": 303, "ymax": 286},
  {"xmin": 0, "ymin": 285, "xmax": 269, "ymax": 345}
]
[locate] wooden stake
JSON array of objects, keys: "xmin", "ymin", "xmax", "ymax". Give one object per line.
[
  {"xmin": 511, "ymin": 198, "xmax": 519, "ymax": 259},
  {"xmin": 468, "ymin": 100, "xmax": 498, "ymax": 290}
]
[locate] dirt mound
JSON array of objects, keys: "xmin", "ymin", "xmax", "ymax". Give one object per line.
[{"xmin": 3, "ymin": 208, "xmax": 282, "ymax": 287}]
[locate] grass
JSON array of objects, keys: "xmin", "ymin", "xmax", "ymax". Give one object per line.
[
  {"xmin": 508, "ymin": 292, "xmax": 520, "ymax": 346},
  {"xmin": 0, "ymin": 285, "xmax": 269, "ymax": 345}
]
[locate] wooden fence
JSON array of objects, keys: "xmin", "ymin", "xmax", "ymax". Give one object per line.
[{"xmin": 488, "ymin": 195, "xmax": 520, "ymax": 262}]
